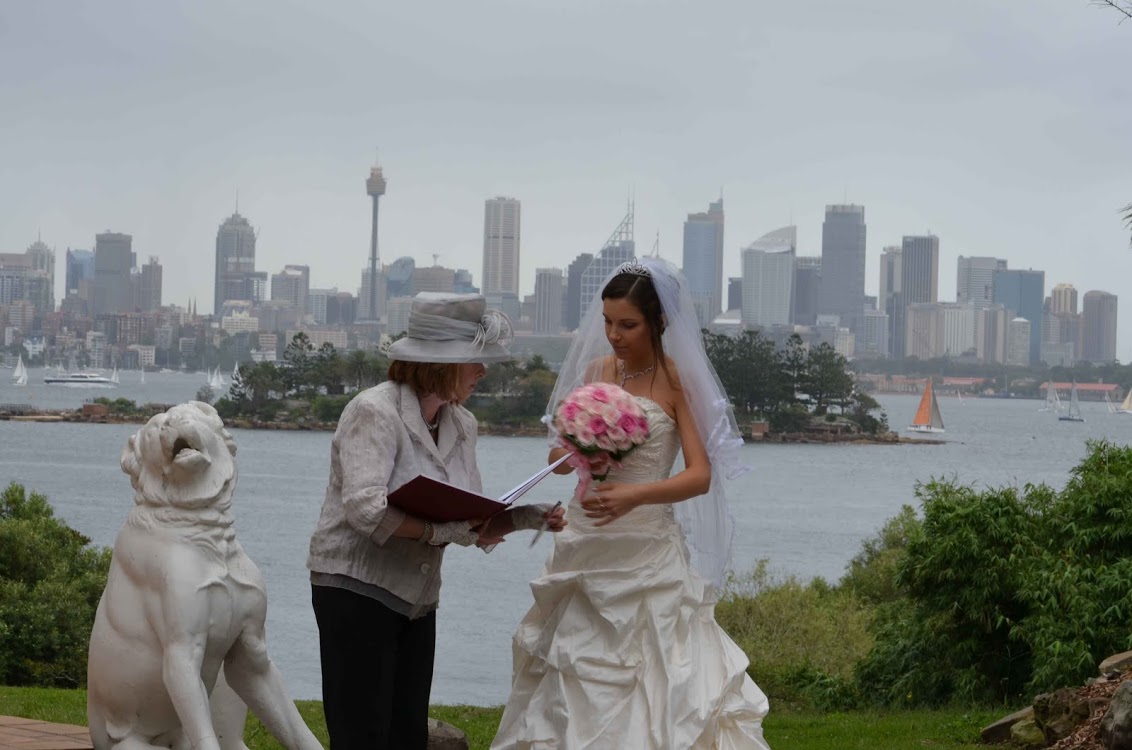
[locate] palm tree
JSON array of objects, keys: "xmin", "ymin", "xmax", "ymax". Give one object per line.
[{"xmin": 1123, "ymin": 202, "xmax": 1132, "ymax": 247}]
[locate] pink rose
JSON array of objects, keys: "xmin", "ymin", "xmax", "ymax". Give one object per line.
[
  {"xmin": 591, "ymin": 387, "xmax": 609, "ymax": 404},
  {"xmin": 590, "ymin": 417, "xmax": 608, "ymax": 435}
]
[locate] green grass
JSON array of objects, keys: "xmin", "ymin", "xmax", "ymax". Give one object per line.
[{"xmin": 0, "ymin": 686, "xmax": 1004, "ymax": 750}]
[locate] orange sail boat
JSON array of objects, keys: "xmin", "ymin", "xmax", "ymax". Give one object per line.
[{"xmin": 907, "ymin": 380, "xmax": 945, "ymax": 433}]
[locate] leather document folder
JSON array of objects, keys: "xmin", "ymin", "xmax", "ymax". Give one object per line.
[{"xmin": 388, "ymin": 453, "xmax": 570, "ymax": 523}]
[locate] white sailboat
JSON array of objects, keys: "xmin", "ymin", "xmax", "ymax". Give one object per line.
[
  {"xmin": 139, "ymin": 368, "xmax": 146, "ymax": 384},
  {"xmin": 956, "ymin": 389, "xmax": 965, "ymax": 405},
  {"xmin": 907, "ymin": 380, "xmax": 945, "ymax": 433},
  {"xmin": 1039, "ymin": 383, "xmax": 1062, "ymax": 412},
  {"xmin": 1117, "ymin": 387, "xmax": 1132, "ymax": 415},
  {"xmin": 11, "ymin": 354, "xmax": 27, "ymax": 386},
  {"xmin": 110, "ymin": 367, "xmax": 120, "ymax": 384},
  {"xmin": 208, "ymin": 367, "xmax": 223, "ymax": 390},
  {"xmin": 1059, "ymin": 381, "xmax": 1086, "ymax": 423}
]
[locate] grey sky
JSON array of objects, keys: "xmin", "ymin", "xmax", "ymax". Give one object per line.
[{"xmin": 2, "ymin": 1, "xmax": 1130, "ymax": 355}]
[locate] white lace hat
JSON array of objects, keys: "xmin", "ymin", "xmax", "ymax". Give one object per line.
[{"xmin": 387, "ymin": 292, "xmax": 514, "ymax": 363}]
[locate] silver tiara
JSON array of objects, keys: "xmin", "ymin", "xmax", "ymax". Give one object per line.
[{"xmin": 616, "ymin": 260, "xmax": 651, "ymax": 278}]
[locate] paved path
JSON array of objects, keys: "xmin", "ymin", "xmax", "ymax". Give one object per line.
[{"xmin": 0, "ymin": 716, "xmax": 91, "ymax": 750}]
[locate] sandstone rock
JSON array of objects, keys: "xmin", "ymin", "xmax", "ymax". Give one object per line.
[
  {"xmin": 981, "ymin": 706, "xmax": 1034, "ymax": 744},
  {"xmin": 1034, "ymin": 687, "xmax": 1092, "ymax": 744},
  {"xmin": 1100, "ymin": 682, "xmax": 1132, "ymax": 750},
  {"xmin": 428, "ymin": 718, "xmax": 469, "ymax": 750},
  {"xmin": 1101, "ymin": 652, "xmax": 1132, "ymax": 676},
  {"xmin": 1011, "ymin": 717, "xmax": 1047, "ymax": 748}
]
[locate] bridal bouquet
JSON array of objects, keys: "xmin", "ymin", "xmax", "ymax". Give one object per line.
[{"xmin": 553, "ymin": 383, "xmax": 650, "ymax": 499}]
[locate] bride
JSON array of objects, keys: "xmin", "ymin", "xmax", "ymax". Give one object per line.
[{"xmin": 491, "ymin": 258, "xmax": 771, "ymax": 749}]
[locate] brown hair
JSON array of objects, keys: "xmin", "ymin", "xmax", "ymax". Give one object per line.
[
  {"xmin": 387, "ymin": 361, "xmax": 462, "ymax": 402},
  {"xmin": 602, "ymin": 272, "xmax": 678, "ymax": 389}
]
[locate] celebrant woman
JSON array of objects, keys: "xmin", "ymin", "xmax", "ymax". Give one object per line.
[
  {"xmin": 307, "ymin": 292, "xmax": 566, "ymax": 750},
  {"xmin": 492, "ymin": 259, "xmax": 771, "ymax": 749}
]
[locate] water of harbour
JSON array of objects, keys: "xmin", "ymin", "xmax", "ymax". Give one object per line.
[{"xmin": 1, "ymin": 371, "xmax": 1130, "ymax": 704}]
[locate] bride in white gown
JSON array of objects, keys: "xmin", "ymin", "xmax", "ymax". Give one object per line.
[{"xmin": 491, "ymin": 258, "xmax": 771, "ymax": 749}]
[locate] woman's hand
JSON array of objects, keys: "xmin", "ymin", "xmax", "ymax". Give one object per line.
[
  {"xmin": 580, "ymin": 482, "xmax": 641, "ymax": 526},
  {"xmin": 471, "ymin": 520, "xmax": 507, "ymax": 548},
  {"xmin": 507, "ymin": 504, "xmax": 567, "ymax": 533}
]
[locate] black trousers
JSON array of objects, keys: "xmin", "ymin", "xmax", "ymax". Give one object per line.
[{"xmin": 311, "ymin": 584, "xmax": 437, "ymax": 750}]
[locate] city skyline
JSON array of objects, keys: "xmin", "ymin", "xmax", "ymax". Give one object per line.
[{"xmin": 2, "ymin": 1, "xmax": 1130, "ymax": 351}]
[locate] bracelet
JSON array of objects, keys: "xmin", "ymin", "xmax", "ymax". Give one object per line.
[{"xmin": 418, "ymin": 521, "xmax": 433, "ymax": 543}]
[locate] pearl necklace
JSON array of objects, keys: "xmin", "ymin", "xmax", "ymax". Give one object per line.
[
  {"xmin": 618, "ymin": 359, "xmax": 656, "ymax": 388},
  {"xmin": 421, "ymin": 405, "xmax": 440, "ymax": 431}
]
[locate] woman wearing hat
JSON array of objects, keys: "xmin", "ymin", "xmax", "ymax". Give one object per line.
[{"xmin": 307, "ymin": 292, "xmax": 566, "ymax": 750}]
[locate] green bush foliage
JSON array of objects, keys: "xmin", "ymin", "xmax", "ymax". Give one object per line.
[
  {"xmin": 0, "ymin": 483, "xmax": 111, "ymax": 688},
  {"xmin": 717, "ymin": 561, "xmax": 873, "ymax": 710},
  {"xmin": 852, "ymin": 440, "xmax": 1132, "ymax": 707}
]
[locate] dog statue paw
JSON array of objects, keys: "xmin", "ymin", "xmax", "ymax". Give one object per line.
[{"xmin": 87, "ymin": 401, "xmax": 322, "ymax": 750}]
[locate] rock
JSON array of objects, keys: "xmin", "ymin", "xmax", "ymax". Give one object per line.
[
  {"xmin": 1100, "ymin": 682, "xmax": 1132, "ymax": 749},
  {"xmin": 428, "ymin": 718, "xmax": 469, "ymax": 750},
  {"xmin": 981, "ymin": 706, "xmax": 1034, "ymax": 744},
  {"xmin": 1011, "ymin": 717, "xmax": 1047, "ymax": 748},
  {"xmin": 1101, "ymin": 652, "xmax": 1132, "ymax": 676},
  {"xmin": 1034, "ymin": 688, "xmax": 1092, "ymax": 743}
]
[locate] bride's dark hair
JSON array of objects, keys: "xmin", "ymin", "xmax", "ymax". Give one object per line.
[{"xmin": 602, "ymin": 272, "xmax": 678, "ymax": 389}]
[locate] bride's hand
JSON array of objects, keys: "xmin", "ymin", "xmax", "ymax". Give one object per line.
[{"xmin": 581, "ymin": 482, "xmax": 640, "ymax": 526}]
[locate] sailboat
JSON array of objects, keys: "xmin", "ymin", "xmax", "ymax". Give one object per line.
[
  {"xmin": 139, "ymin": 368, "xmax": 146, "ymax": 384},
  {"xmin": 1039, "ymin": 383, "xmax": 1062, "ymax": 412},
  {"xmin": 907, "ymin": 380, "xmax": 945, "ymax": 433},
  {"xmin": 208, "ymin": 368, "xmax": 224, "ymax": 390},
  {"xmin": 110, "ymin": 367, "xmax": 120, "ymax": 384},
  {"xmin": 11, "ymin": 354, "xmax": 27, "ymax": 386},
  {"xmin": 956, "ymin": 389, "xmax": 965, "ymax": 406},
  {"xmin": 1117, "ymin": 387, "xmax": 1132, "ymax": 415},
  {"xmin": 1058, "ymin": 381, "xmax": 1086, "ymax": 423}
]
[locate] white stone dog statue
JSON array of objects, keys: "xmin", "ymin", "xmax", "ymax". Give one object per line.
[{"xmin": 87, "ymin": 401, "xmax": 323, "ymax": 750}]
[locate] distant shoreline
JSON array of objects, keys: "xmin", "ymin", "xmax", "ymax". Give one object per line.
[{"xmin": 0, "ymin": 408, "xmax": 942, "ymax": 445}]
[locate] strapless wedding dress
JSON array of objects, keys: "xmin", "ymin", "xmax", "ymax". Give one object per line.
[{"xmin": 491, "ymin": 398, "xmax": 771, "ymax": 749}]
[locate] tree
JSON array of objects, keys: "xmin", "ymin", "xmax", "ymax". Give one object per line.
[
  {"xmin": 1094, "ymin": 0, "xmax": 1132, "ymax": 21},
  {"xmin": 803, "ymin": 343, "xmax": 855, "ymax": 415},
  {"xmin": 282, "ymin": 333, "xmax": 315, "ymax": 395},
  {"xmin": 0, "ymin": 483, "xmax": 111, "ymax": 687},
  {"xmin": 312, "ymin": 342, "xmax": 346, "ymax": 395}
]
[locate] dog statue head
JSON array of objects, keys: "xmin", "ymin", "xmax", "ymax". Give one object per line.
[{"xmin": 121, "ymin": 401, "xmax": 238, "ymax": 511}]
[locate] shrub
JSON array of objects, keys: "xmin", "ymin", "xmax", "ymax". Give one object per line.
[
  {"xmin": 0, "ymin": 483, "xmax": 111, "ymax": 687},
  {"xmin": 716, "ymin": 561, "xmax": 873, "ymax": 710},
  {"xmin": 311, "ymin": 394, "xmax": 354, "ymax": 423}
]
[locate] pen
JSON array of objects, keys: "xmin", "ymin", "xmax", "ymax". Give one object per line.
[{"xmin": 529, "ymin": 501, "xmax": 563, "ymax": 548}]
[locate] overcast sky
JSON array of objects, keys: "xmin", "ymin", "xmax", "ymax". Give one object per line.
[{"xmin": 2, "ymin": 1, "xmax": 1130, "ymax": 355}]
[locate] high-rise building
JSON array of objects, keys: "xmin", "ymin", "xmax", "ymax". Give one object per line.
[
  {"xmin": 214, "ymin": 212, "xmax": 259, "ymax": 315},
  {"xmin": 363, "ymin": 162, "xmax": 388, "ymax": 323},
  {"xmin": 792, "ymin": 257, "xmax": 821, "ymax": 326},
  {"xmin": 580, "ymin": 209, "xmax": 635, "ymax": 316},
  {"xmin": 819, "ymin": 204, "xmax": 866, "ymax": 334},
  {"xmin": 25, "ymin": 240, "xmax": 55, "ymax": 313},
  {"xmin": 482, "ymin": 196, "xmax": 521, "ymax": 297},
  {"xmin": 1006, "ymin": 318, "xmax": 1032, "ymax": 366},
  {"xmin": 727, "ymin": 277, "xmax": 742, "ymax": 312},
  {"xmin": 65, "ymin": 248, "xmax": 95, "ymax": 298},
  {"xmin": 92, "ymin": 232, "xmax": 133, "ymax": 317},
  {"xmin": 858, "ymin": 308, "xmax": 889, "ymax": 358},
  {"xmin": 412, "ymin": 265, "xmax": 456, "ymax": 294},
  {"xmin": 1051, "ymin": 283, "xmax": 1078, "ymax": 315},
  {"xmin": 978, "ymin": 304, "xmax": 1010, "ymax": 363},
  {"xmin": 308, "ymin": 288, "xmax": 337, "ymax": 325},
  {"xmin": 1082, "ymin": 290, "xmax": 1118, "ymax": 363},
  {"xmin": 740, "ymin": 226, "xmax": 795, "ymax": 328},
  {"xmin": 564, "ymin": 253, "xmax": 594, "ymax": 331},
  {"xmin": 893, "ymin": 235, "xmax": 939, "ymax": 359},
  {"xmin": 139, "ymin": 256, "xmax": 162, "ymax": 312},
  {"xmin": 993, "ymin": 269, "xmax": 1044, "ymax": 364},
  {"xmin": 534, "ymin": 268, "xmax": 564, "ymax": 334},
  {"xmin": 682, "ymin": 198, "xmax": 725, "ymax": 327},
  {"xmin": 270, "ymin": 265, "xmax": 310, "ymax": 318},
  {"xmin": 879, "ymin": 246, "xmax": 901, "ymax": 357},
  {"xmin": 957, "ymin": 256, "xmax": 1007, "ymax": 308}
]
